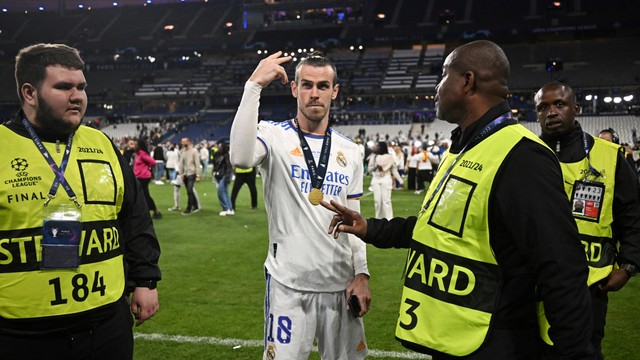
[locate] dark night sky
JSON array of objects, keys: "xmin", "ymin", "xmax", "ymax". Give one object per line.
[{"xmin": 0, "ymin": 0, "xmax": 205, "ymax": 12}]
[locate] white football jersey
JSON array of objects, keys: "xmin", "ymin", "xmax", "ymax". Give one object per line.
[{"xmin": 257, "ymin": 119, "xmax": 364, "ymax": 292}]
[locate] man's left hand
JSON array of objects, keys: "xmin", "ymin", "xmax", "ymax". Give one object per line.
[
  {"xmin": 346, "ymin": 273, "xmax": 371, "ymax": 317},
  {"xmin": 598, "ymin": 268, "xmax": 630, "ymax": 292},
  {"xmin": 131, "ymin": 287, "xmax": 159, "ymax": 326}
]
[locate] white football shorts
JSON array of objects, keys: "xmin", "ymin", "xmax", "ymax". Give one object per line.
[{"xmin": 263, "ymin": 272, "xmax": 368, "ymax": 360}]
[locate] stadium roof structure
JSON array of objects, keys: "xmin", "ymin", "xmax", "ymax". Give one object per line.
[{"xmin": 1, "ymin": 0, "xmax": 202, "ymax": 13}]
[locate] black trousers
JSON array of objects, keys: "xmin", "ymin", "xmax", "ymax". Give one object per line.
[
  {"xmin": 231, "ymin": 170, "xmax": 258, "ymax": 209},
  {"xmin": 0, "ymin": 299, "xmax": 134, "ymax": 360},
  {"xmin": 590, "ymin": 285, "xmax": 608, "ymax": 360},
  {"xmin": 183, "ymin": 174, "xmax": 198, "ymax": 211},
  {"xmin": 417, "ymin": 169, "xmax": 432, "ymax": 191},
  {"xmin": 138, "ymin": 177, "xmax": 157, "ymax": 212},
  {"xmin": 407, "ymin": 167, "xmax": 417, "ymax": 190}
]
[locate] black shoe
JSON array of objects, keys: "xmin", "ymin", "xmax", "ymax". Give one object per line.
[
  {"xmin": 181, "ymin": 209, "xmax": 192, "ymax": 216},
  {"xmin": 192, "ymin": 207, "xmax": 201, "ymax": 213}
]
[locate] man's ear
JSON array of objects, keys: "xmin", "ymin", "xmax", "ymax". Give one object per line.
[
  {"xmin": 21, "ymin": 83, "xmax": 37, "ymax": 105},
  {"xmin": 463, "ymin": 71, "xmax": 476, "ymax": 93},
  {"xmin": 332, "ymin": 83, "xmax": 339, "ymax": 100},
  {"xmin": 290, "ymin": 80, "xmax": 297, "ymax": 98}
]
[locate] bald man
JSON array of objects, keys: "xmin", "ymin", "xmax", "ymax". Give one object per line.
[{"xmin": 321, "ymin": 41, "xmax": 594, "ymax": 359}]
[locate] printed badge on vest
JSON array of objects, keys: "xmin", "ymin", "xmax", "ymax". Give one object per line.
[{"xmin": 570, "ymin": 180, "xmax": 604, "ymax": 222}]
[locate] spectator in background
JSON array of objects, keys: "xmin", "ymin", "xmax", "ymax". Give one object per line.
[
  {"xmin": 599, "ymin": 128, "xmax": 638, "ymax": 174},
  {"xmin": 598, "ymin": 128, "xmax": 619, "ymax": 144},
  {"xmin": 129, "ymin": 138, "xmax": 162, "ymax": 220},
  {"xmin": 405, "ymin": 143, "xmax": 420, "ymax": 192},
  {"xmin": 535, "ymin": 82, "xmax": 640, "ymax": 359},
  {"xmin": 198, "ymin": 142, "xmax": 210, "ymax": 179},
  {"xmin": 122, "ymin": 137, "xmax": 135, "ymax": 164},
  {"xmin": 152, "ymin": 142, "xmax": 166, "ymax": 184},
  {"xmin": 165, "ymin": 142, "xmax": 179, "ymax": 181},
  {"xmin": 368, "ymin": 141, "xmax": 403, "ymax": 219},
  {"xmin": 151, "ymin": 143, "xmax": 167, "ymax": 185},
  {"xmin": 392, "ymin": 144, "xmax": 405, "ymax": 189},
  {"xmin": 621, "ymin": 143, "xmax": 639, "ymax": 175},
  {"xmin": 415, "ymin": 143, "xmax": 437, "ymax": 194},
  {"xmin": 167, "ymin": 146, "xmax": 202, "ymax": 212},
  {"xmin": 179, "ymin": 137, "xmax": 201, "ymax": 215},
  {"xmin": 212, "ymin": 139, "xmax": 234, "ymax": 216},
  {"xmin": 231, "ymin": 166, "xmax": 258, "ymax": 210}
]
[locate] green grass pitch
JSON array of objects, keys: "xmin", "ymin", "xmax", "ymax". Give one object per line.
[{"xmin": 133, "ymin": 176, "xmax": 640, "ymax": 359}]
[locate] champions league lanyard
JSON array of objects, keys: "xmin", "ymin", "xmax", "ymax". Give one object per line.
[
  {"xmin": 569, "ymin": 132, "xmax": 605, "ymax": 221},
  {"xmin": 293, "ymin": 117, "xmax": 332, "ymax": 205},
  {"xmin": 418, "ymin": 112, "xmax": 512, "ymax": 218},
  {"xmin": 21, "ymin": 118, "xmax": 82, "ymax": 208},
  {"xmin": 581, "ymin": 132, "xmax": 603, "ymax": 180}
]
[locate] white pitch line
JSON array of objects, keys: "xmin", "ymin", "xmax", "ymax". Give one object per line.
[{"xmin": 135, "ymin": 333, "xmax": 432, "ymax": 359}]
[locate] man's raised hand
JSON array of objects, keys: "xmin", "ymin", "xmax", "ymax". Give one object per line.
[{"xmin": 248, "ymin": 51, "xmax": 292, "ymax": 87}]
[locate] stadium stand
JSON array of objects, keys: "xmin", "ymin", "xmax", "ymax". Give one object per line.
[
  {"xmin": 351, "ymin": 47, "xmax": 391, "ymax": 92},
  {"xmin": 0, "ymin": 0, "xmax": 637, "ymax": 153}
]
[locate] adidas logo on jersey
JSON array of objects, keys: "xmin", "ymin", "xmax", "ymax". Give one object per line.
[{"xmin": 290, "ymin": 147, "xmax": 304, "ymax": 157}]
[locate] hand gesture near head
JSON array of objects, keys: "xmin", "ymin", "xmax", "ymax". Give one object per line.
[{"xmin": 249, "ymin": 51, "xmax": 292, "ymax": 88}]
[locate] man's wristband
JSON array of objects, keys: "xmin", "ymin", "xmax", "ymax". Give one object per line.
[
  {"xmin": 135, "ymin": 280, "xmax": 158, "ymax": 289},
  {"xmin": 620, "ymin": 263, "xmax": 638, "ymax": 277}
]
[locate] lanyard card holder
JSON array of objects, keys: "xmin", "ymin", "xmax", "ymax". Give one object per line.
[
  {"xmin": 570, "ymin": 180, "xmax": 604, "ymax": 223},
  {"xmin": 41, "ymin": 203, "xmax": 82, "ymax": 269}
]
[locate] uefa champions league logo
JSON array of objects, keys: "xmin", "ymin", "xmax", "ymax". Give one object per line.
[{"xmin": 11, "ymin": 158, "xmax": 29, "ymax": 177}]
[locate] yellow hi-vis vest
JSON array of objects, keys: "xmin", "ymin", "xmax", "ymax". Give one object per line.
[
  {"xmin": 561, "ymin": 136, "xmax": 618, "ymax": 286},
  {"xmin": 538, "ymin": 135, "xmax": 620, "ymax": 345},
  {"xmin": 0, "ymin": 125, "xmax": 126, "ymax": 319},
  {"xmin": 397, "ymin": 124, "xmax": 547, "ymax": 357}
]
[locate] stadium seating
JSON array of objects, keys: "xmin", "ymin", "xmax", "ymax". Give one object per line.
[{"xmin": 0, "ymin": 0, "xmax": 637, "ymax": 150}]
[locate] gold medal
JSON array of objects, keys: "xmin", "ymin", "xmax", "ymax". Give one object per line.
[{"xmin": 308, "ymin": 188, "xmax": 323, "ymax": 205}]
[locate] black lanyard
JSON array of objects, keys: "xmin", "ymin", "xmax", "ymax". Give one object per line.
[
  {"xmin": 293, "ymin": 118, "xmax": 332, "ymax": 191},
  {"xmin": 582, "ymin": 132, "xmax": 603, "ymax": 180},
  {"xmin": 419, "ymin": 112, "xmax": 512, "ymax": 216},
  {"xmin": 21, "ymin": 118, "xmax": 82, "ymax": 208}
]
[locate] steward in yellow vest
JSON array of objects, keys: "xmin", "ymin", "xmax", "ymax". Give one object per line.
[
  {"xmin": 0, "ymin": 43, "xmax": 161, "ymax": 359},
  {"xmin": 536, "ymin": 81, "xmax": 640, "ymax": 360},
  {"xmin": 321, "ymin": 41, "xmax": 594, "ymax": 359}
]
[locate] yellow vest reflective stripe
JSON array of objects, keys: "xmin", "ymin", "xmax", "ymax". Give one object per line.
[
  {"xmin": 397, "ymin": 124, "xmax": 545, "ymax": 356},
  {"xmin": 560, "ymin": 137, "xmax": 618, "ymax": 286},
  {"xmin": 235, "ymin": 167, "xmax": 253, "ymax": 174},
  {"xmin": 0, "ymin": 125, "xmax": 125, "ymax": 319},
  {"xmin": 235, "ymin": 166, "xmax": 253, "ymax": 174}
]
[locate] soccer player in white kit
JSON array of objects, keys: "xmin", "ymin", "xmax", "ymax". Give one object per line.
[{"xmin": 230, "ymin": 51, "xmax": 371, "ymax": 360}]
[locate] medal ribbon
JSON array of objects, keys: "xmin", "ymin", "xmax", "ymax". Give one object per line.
[
  {"xmin": 21, "ymin": 118, "xmax": 82, "ymax": 208},
  {"xmin": 419, "ymin": 112, "xmax": 512, "ymax": 216},
  {"xmin": 293, "ymin": 118, "xmax": 332, "ymax": 192}
]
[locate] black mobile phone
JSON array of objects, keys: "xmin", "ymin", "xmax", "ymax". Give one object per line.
[{"xmin": 348, "ymin": 295, "xmax": 361, "ymax": 317}]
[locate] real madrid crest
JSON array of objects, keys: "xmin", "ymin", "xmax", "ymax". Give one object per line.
[
  {"xmin": 266, "ymin": 343, "xmax": 276, "ymax": 360},
  {"xmin": 336, "ymin": 152, "xmax": 347, "ymax": 167}
]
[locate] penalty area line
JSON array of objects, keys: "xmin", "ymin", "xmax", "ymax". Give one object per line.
[{"xmin": 134, "ymin": 333, "xmax": 431, "ymax": 359}]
